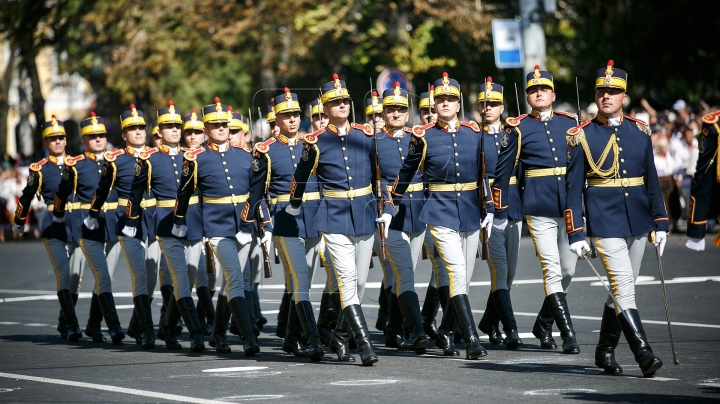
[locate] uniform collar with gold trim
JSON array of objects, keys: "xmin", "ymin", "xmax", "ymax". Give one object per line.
[
  {"xmin": 84, "ymin": 151, "xmax": 104, "ymax": 161},
  {"xmin": 158, "ymin": 144, "xmax": 179, "ymax": 155},
  {"xmin": 125, "ymin": 145, "xmax": 147, "ymax": 156},
  {"xmin": 48, "ymin": 155, "xmax": 63, "ymax": 165},
  {"xmin": 207, "ymin": 142, "xmax": 230, "ymax": 152},
  {"xmin": 276, "ymin": 134, "xmax": 299, "ymax": 146},
  {"xmin": 594, "ymin": 114, "xmax": 624, "ymax": 126},
  {"xmin": 436, "ymin": 119, "xmax": 458, "ymax": 132},
  {"xmin": 327, "ymin": 122, "xmax": 350, "ymax": 135},
  {"xmin": 382, "ymin": 125, "xmax": 407, "ymax": 138},
  {"xmin": 529, "ymin": 110, "xmax": 554, "ymax": 121}
]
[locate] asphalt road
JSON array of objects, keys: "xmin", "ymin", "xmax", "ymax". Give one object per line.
[{"xmin": 1, "ymin": 234, "xmax": 719, "ymax": 403}]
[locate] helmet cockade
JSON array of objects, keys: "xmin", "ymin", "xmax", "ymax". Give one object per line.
[
  {"xmin": 603, "ymin": 60, "xmax": 615, "ymax": 85},
  {"xmin": 393, "ymin": 82, "xmax": 401, "ymax": 101},
  {"xmin": 333, "ymin": 73, "xmax": 342, "ymax": 95}
]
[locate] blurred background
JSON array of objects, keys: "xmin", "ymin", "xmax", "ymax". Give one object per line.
[{"xmin": 0, "ymin": 0, "xmax": 718, "ymax": 238}]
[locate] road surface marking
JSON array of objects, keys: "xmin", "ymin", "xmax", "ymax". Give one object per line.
[
  {"xmin": 202, "ymin": 367, "xmax": 268, "ymax": 373},
  {"xmin": 330, "ymin": 380, "xmax": 398, "ymax": 386},
  {"xmin": 524, "ymin": 388, "xmax": 597, "ymax": 396},
  {"xmin": 0, "ymin": 372, "xmax": 233, "ymax": 404},
  {"xmin": 216, "ymin": 395, "xmax": 284, "ymax": 401}
]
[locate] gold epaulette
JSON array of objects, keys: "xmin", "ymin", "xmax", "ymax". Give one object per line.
[
  {"xmin": 555, "ymin": 111, "xmax": 578, "ymax": 120},
  {"xmin": 461, "ymin": 121, "xmax": 481, "ymax": 132},
  {"xmin": 624, "ymin": 116, "xmax": 651, "ymax": 135},
  {"xmin": 505, "ymin": 114, "xmax": 527, "ymax": 128},
  {"xmin": 139, "ymin": 147, "xmax": 158, "ymax": 160},
  {"xmin": 29, "ymin": 158, "xmax": 48, "ymax": 172},
  {"xmin": 183, "ymin": 147, "xmax": 205, "ymax": 161},
  {"xmin": 104, "ymin": 149, "xmax": 125, "ymax": 162},
  {"xmin": 566, "ymin": 120, "xmax": 591, "ymax": 147},
  {"xmin": 411, "ymin": 123, "xmax": 433, "ymax": 138},
  {"xmin": 64, "ymin": 155, "xmax": 85, "ymax": 167},
  {"xmin": 254, "ymin": 138, "xmax": 276, "ymax": 154},
  {"xmin": 701, "ymin": 111, "xmax": 720, "ymax": 125},
  {"xmin": 403, "ymin": 127, "xmax": 412, "ymax": 133},
  {"xmin": 303, "ymin": 128, "xmax": 324, "ymax": 145},
  {"xmin": 351, "ymin": 122, "xmax": 373, "ymax": 136}
]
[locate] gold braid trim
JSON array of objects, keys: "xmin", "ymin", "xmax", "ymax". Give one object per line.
[
  {"xmin": 580, "ymin": 134, "xmax": 619, "ymax": 179},
  {"xmin": 566, "ymin": 128, "xmax": 585, "ymax": 147}
]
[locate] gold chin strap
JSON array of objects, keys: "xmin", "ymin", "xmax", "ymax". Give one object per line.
[{"xmin": 581, "ymin": 134, "xmax": 619, "ymax": 179}]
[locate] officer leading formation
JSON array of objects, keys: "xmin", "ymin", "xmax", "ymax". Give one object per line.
[{"xmin": 18, "ymin": 62, "xmax": 716, "ymax": 376}]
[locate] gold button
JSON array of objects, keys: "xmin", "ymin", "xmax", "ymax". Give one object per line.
[
  {"xmin": 223, "ymin": 161, "xmax": 226, "ymax": 165},
  {"xmin": 621, "ymin": 159, "xmax": 625, "ymax": 162},
  {"xmin": 623, "ymin": 170, "xmax": 627, "ymax": 174},
  {"xmin": 452, "ymin": 134, "xmax": 456, "ymax": 137},
  {"xmin": 496, "ymin": 142, "xmax": 499, "ymax": 146},
  {"xmin": 455, "ymin": 153, "xmax": 458, "ymax": 156},
  {"xmin": 619, "ymin": 147, "xmax": 623, "ymax": 151},
  {"xmin": 225, "ymin": 169, "xmax": 228, "ymax": 172},
  {"xmin": 549, "ymin": 139, "xmax": 554, "ymax": 142},
  {"xmin": 554, "ymin": 157, "xmax": 558, "ymax": 161},
  {"xmin": 341, "ymin": 138, "xmax": 345, "ymax": 141},
  {"xmin": 557, "ymin": 177, "xmax": 561, "ymax": 181},
  {"xmin": 401, "ymin": 157, "xmax": 405, "ymax": 160},
  {"xmin": 175, "ymin": 171, "xmax": 179, "ymax": 174},
  {"xmin": 453, "ymin": 143, "xmax": 457, "ymax": 147},
  {"xmin": 292, "ymin": 155, "xmax": 296, "ymax": 159},
  {"xmin": 294, "ymin": 164, "xmax": 297, "ymax": 168},
  {"xmin": 344, "ymin": 157, "xmax": 348, "ymax": 160},
  {"xmin": 625, "ymin": 193, "xmax": 629, "ymax": 197},
  {"xmin": 173, "ymin": 163, "xmax": 177, "ymax": 167},
  {"xmin": 221, "ymin": 153, "xmax": 224, "ymax": 157},
  {"xmin": 497, "ymin": 151, "xmax": 500, "ymax": 154},
  {"xmin": 399, "ymin": 148, "xmax": 402, "ymax": 151},
  {"xmin": 617, "ymin": 138, "xmax": 620, "ymax": 141},
  {"xmin": 544, "ymin": 122, "xmax": 548, "ymax": 126},
  {"xmin": 342, "ymin": 147, "xmax": 346, "ymax": 151},
  {"xmin": 456, "ymin": 173, "xmax": 460, "ymax": 176},
  {"xmin": 455, "ymin": 163, "xmax": 459, "ymax": 166},
  {"xmin": 457, "ymin": 193, "xmax": 461, "ymax": 196},
  {"xmin": 348, "ymin": 176, "xmax": 352, "ymax": 180},
  {"xmin": 229, "ymin": 185, "xmax": 233, "ymax": 189},
  {"xmin": 546, "ymin": 131, "xmax": 550, "ymax": 134},
  {"xmin": 346, "ymin": 167, "xmax": 350, "ymax": 170},
  {"xmin": 409, "ymin": 194, "xmax": 413, "ymax": 198},
  {"xmin": 98, "ymin": 170, "xmax": 101, "ymax": 173},
  {"xmin": 289, "ymin": 147, "xmax": 293, "ymax": 151},
  {"xmin": 227, "ymin": 176, "xmax": 231, "ymax": 180},
  {"xmin": 553, "ymin": 167, "xmax": 562, "ymax": 175},
  {"xmin": 171, "ymin": 156, "xmax": 175, "ymax": 159},
  {"xmin": 176, "ymin": 179, "xmax": 180, "ymax": 183},
  {"xmin": 552, "ymin": 148, "xmax": 556, "ymax": 152}
]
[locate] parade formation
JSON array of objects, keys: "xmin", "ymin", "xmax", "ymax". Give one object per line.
[{"xmin": 13, "ymin": 62, "xmax": 720, "ymax": 379}]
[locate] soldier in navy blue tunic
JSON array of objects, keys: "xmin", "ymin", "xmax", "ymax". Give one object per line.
[
  {"xmin": 287, "ymin": 73, "xmax": 383, "ymax": 366},
  {"xmin": 493, "ymin": 65, "xmax": 580, "ymax": 354},
  {"xmin": 686, "ymin": 110, "xmax": 720, "ymax": 251},
  {"xmin": 565, "ymin": 60, "xmax": 666, "ymax": 377},
  {"xmin": 475, "ymin": 77, "xmax": 524, "ymax": 349},
  {"xmin": 391, "ymin": 73, "xmax": 488, "ymax": 360},
  {"xmin": 53, "ymin": 113, "xmax": 125, "ymax": 345},
  {"xmin": 14, "ymin": 116, "xmax": 85, "ymax": 341}
]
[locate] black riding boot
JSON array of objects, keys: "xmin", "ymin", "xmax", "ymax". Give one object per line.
[
  {"xmin": 176, "ymin": 296, "xmax": 206, "ymax": 352},
  {"xmin": 596, "ymin": 304, "xmax": 622, "ymax": 374},
  {"xmin": 253, "ymin": 283, "xmax": 267, "ymax": 328},
  {"xmin": 135, "ymin": 295, "xmax": 156, "ymax": 349},
  {"xmin": 385, "ymin": 288, "xmax": 412, "ymax": 350},
  {"xmin": 158, "ymin": 296, "xmax": 182, "ymax": 350},
  {"xmin": 195, "ymin": 286, "xmax": 215, "ymax": 337},
  {"xmin": 421, "ymin": 285, "xmax": 440, "ymax": 340},
  {"xmin": 452, "ymin": 294, "xmax": 487, "ymax": 360},
  {"xmin": 492, "ymin": 289, "xmax": 522, "ymax": 349},
  {"xmin": 532, "ymin": 296, "xmax": 558, "ymax": 349},
  {"xmin": 316, "ymin": 291, "xmax": 336, "ymax": 346},
  {"xmin": 296, "ymin": 301, "xmax": 325, "ymax": 362},
  {"xmin": 328, "ymin": 293, "xmax": 354, "ymax": 362},
  {"xmin": 85, "ymin": 293, "xmax": 106, "ymax": 342},
  {"xmin": 227, "ymin": 296, "xmax": 260, "ymax": 356},
  {"xmin": 283, "ymin": 300, "xmax": 310, "ymax": 357},
  {"xmin": 57, "ymin": 290, "xmax": 81, "ymax": 341},
  {"xmin": 126, "ymin": 307, "xmax": 142, "ymax": 345},
  {"xmin": 436, "ymin": 286, "xmax": 460, "ymax": 356},
  {"xmin": 344, "ymin": 305, "xmax": 378, "ymax": 366},
  {"xmin": 244, "ymin": 290, "xmax": 261, "ymax": 337},
  {"xmin": 618, "ymin": 309, "xmax": 662, "ymax": 377},
  {"xmin": 397, "ymin": 291, "xmax": 429, "ymax": 354},
  {"xmin": 276, "ymin": 290, "xmax": 291, "ymax": 338},
  {"xmin": 97, "ymin": 292, "xmax": 125, "ymax": 345},
  {"xmin": 546, "ymin": 292, "xmax": 580, "ymax": 354},
  {"xmin": 478, "ymin": 293, "xmax": 505, "ymax": 345},
  {"xmin": 375, "ymin": 281, "xmax": 389, "ymax": 332},
  {"xmin": 209, "ymin": 296, "xmax": 232, "ymax": 353},
  {"xmin": 159, "ymin": 284, "xmax": 183, "ymax": 335}
]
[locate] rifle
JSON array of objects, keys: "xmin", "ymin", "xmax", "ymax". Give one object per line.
[
  {"xmin": 204, "ymin": 240, "xmax": 216, "ymax": 275},
  {"xmin": 575, "ymin": 77, "xmax": 581, "ymax": 125},
  {"xmin": 478, "ymin": 77, "xmax": 490, "ymax": 261},
  {"xmin": 370, "ymin": 78, "xmax": 387, "ymax": 260},
  {"xmin": 249, "ymin": 107, "xmax": 273, "ymax": 278},
  {"xmin": 514, "ymin": 83, "xmax": 521, "ymax": 116}
]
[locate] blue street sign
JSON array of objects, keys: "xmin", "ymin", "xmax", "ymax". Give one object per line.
[{"xmin": 492, "ymin": 19, "xmax": 525, "ymax": 69}]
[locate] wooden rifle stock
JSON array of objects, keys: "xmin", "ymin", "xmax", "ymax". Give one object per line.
[
  {"xmin": 479, "ymin": 153, "xmax": 490, "ymax": 260},
  {"xmin": 204, "ymin": 240, "xmax": 216, "ymax": 275},
  {"xmin": 256, "ymin": 207, "xmax": 273, "ymax": 278},
  {"xmin": 375, "ymin": 152, "xmax": 387, "ymax": 260}
]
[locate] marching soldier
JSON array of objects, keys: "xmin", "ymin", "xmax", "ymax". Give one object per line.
[
  {"xmin": 86, "ymin": 104, "xmax": 159, "ymax": 349},
  {"xmin": 152, "ymin": 125, "xmax": 162, "ymax": 148},
  {"xmin": 287, "ymin": 73, "xmax": 382, "ymax": 365},
  {"xmin": 267, "ymin": 105, "xmax": 281, "ymax": 138},
  {"xmin": 53, "ymin": 112, "xmax": 125, "ymax": 345},
  {"xmin": 172, "ymin": 97, "xmax": 264, "ymax": 356},
  {"xmin": 417, "ymin": 89, "xmax": 445, "ymax": 341},
  {"xmin": 253, "ymin": 87, "xmax": 325, "ymax": 362},
  {"xmin": 184, "ymin": 111, "xmax": 215, "ymax": 336},
  {"xmin": 308, "ymin": 97, "xmax": 338, "ymax": 346},
  {"xmin": 493, "ymin": 65, "xmax": 580, "ymax": 354},
  {"xmin": 13, "ymin": 116, "xmax": 86, "ymax": 341},
  {"xmin": 375, "ymin": 83, "xmax": 430, "ymax": 354},
  {"xmin": 476, "ymin": 77, "xmax": 523, "ymax": 349},
  {"xmin": 686, "ymin": 109, "xmax": 720, "ymax": 251},
  {"xmin": 565, "ymin": 60, "xmax": 666, "ymax": 377},
  {"xmin": 365, "ymin": 92, "xmax": 384, "ymax": 133},
  {"xmin": 390, "ymin": 73, "xmax": 489, "ymax": 360},
  {"xmin": 125, "ymin": 102, "xmax": 207, "ymax": 352}
]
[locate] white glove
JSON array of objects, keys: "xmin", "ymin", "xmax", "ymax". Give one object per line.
[
  {"xmin": 236, "ymin": 231, "xmax": 252, "ymax": 244},
  {"xmin": 12, "ymin": 224, "xmax": 24, "ymax": 234},
  {"xmin": 53, "ymin": 216, "xmax": 66, "ymax": 224},
  {"xmin": 285, "ymin": 205, "xmax": 300, "ymax": 216},
  {"xmin": 481, "ymin": 213, "xmax": 494, "ymax": 239},
  {"xmin": 83, "ymin": 216, "xmax": 98, "ymax": 230},
  {"xmin": 122, "ymin": 226, "xmax": 137, "ymax": 238},
  {"xmin": 171, "ymin": 224, "xmax": 187, "ymax": 238},
  {"xmin": 685, "ymin": 237, "xmax": 705, "ymax": 252},
  {"xmin": 569, "ymin": 240, "xmax": 591, "ymax": 258},
  {"xmin": 261, "ymin": 231, "xmax": 272, "ymax": 245},
  {"xmin": 654, "ymin": 231, "xmax": 667, "ymax": 256},
  {"xmin": 492, "ymin": 217, "xmax": 508, "ymax": 231},
  {"xmin": 376, "ymin": 213, "xmax": 393, "ymax": 237}
]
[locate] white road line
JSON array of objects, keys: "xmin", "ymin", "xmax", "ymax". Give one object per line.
[
  {"xmin": 0, "ymin": 372, "xmax": 230, "ymax": 404},
  {"xmin": 202, "ymin": 367, "xmax": 268, "ymax": 373},
  {"xmin": 644, "ymin": 377, "xmax": 679, "ymax": 381}
]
